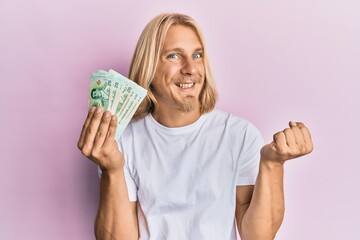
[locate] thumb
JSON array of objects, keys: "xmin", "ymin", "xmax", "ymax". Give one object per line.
[{"xmin": 260, "ymin": 142, "xmax": 275, "ymax": 158}]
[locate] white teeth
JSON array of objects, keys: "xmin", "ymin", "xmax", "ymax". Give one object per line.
[{"xmin": 178, "ymin": 83, "xmax": 194, "ymax": 89}]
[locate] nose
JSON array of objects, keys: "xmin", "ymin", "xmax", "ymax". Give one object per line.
[{"xmin": 180, "ymin": 57, "xmax": 198, "ymax": 75}]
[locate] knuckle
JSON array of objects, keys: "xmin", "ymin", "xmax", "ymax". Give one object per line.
[
  {"xmin": 107, "ymin": 129, "xmax": 113, "ymax": 137},
  {"xmin": 299, "ymin": 144, "xmax": 306, "ymax": 152},
  {"xmin": 77, "ymin": 141, "xmax": 82, "ymax": 150},
  {"xmin": 87, "ymin": 126, "xmax": 94, "ymax": 135},
  {"xmin": 81, "ymin": 147, "xmax": 91, "ymax": 157},
  {"xmin": 300, "ymin": 125, "xmax": 307, "ymax": 130},
  {"xmin": 273, "ymin": 132, "xmax": 281, "ymax": 139},
  {"xmin": 93, "ymin": 111, "xmax": 103, "ymax": 119},
  {"xmin": 297, "ymin": 122, "xmax": 305, "ymax": 127},
  {"xmin": 276, "ymin": 131, "xmax": 283, "ymax": 135},
  {"xmin": 97, "ymin": 130, "xmax": 104, "ymax": 139},
  {"xmin": 102, "ymin": 151, "xmax": 111, "ymax": 159},
  {"xmin": 283, "ymin": 128, "xmax": 292, "ymax": 135},
  {"xmin": 91, "ymin": 149, "xmax": 100, "ymax": 158},
  {"xmin": 307, "ymin": 143, "xmax": 314, "ymax": 153},
  {"xmin": 277, "ymin": 147, "xmax": 287, "ymax": 156}
]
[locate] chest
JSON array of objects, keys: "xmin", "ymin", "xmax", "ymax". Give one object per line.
[{"xmin": 129, "ymin": 131, "xmax": 237, "ymax": 209}]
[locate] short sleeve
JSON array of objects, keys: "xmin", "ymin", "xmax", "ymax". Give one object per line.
[
  {"xmin": 97, "ymin": 163, "xmax": 138, "ymax": 202},
  {"xmin": 117, "ymin": 139, "xmax": 138, "ymax": 202},
  {"xmin": 235, "ymin": 122, "xmax": 264, "ymax": 186},
  {"xmin": 123, "ymin": 160, "xmax": 138, "ymax": 201}
]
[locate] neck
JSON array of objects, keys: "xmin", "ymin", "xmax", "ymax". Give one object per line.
[{"xmin": 151, "ymin": 106, "xmax": 201, "ymax": 128}]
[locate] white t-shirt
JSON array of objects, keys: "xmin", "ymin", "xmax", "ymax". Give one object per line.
[{"xmin": 118, "ymin": 109, "xmax": 264, "ymax": 240}]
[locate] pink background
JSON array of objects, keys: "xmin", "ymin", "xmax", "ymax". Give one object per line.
[{"xmin": 1, "ymin": 0, "xmax": 359, "ymax": 239}]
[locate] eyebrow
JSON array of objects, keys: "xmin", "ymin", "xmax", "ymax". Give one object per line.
[{"xmin": 161, "ymin": 47, "xmax": 203, "ymax": 55}]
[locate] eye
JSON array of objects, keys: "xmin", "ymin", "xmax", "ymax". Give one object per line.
[
  {"xmin": 167, "ymin": 54, "xmax": 179, "ymax": 60},
  {"xmin": 192, "ymin": 53, "xmax": 202, "ymax": 59}
]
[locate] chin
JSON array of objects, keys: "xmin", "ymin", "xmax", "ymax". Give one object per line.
[{"xmin": 176, "ymin": 97, "xmax": 199, "ymax": 112}]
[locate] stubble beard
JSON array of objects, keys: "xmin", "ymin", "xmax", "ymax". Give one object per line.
[
  {"xmin": 176, "ymin": 96, "xmax": 197, "ymax": 112},
  {"xmin": 171, "ymin": 75, "xmax": 203, "ymax": 112}
]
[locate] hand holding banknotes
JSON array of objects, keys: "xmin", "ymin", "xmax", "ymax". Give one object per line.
[
  {"xmin": 89, "ymin": 69, "xmax": 147, "ymax": 139},
  {"xmin": 77, "ymin": 106, "xmax": 125, "ymax": 173},
  {"xmin": 78, "ymin": 69, "xmax": 147, "ymax": 172}
]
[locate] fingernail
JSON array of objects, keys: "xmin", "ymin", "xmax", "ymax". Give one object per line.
[
  {"xmin": 104, "ymin": 111, "xmax": 110, "ymax": 118},
  {"xmin": 111, "ymin": 115, "xmax": 117, "ymax": 121},
  {"xmin": 96, "ymin": 107, "xmax": 102, "ymax": 113},
  {"xmin": 290, "ymin": 121, "xmax": 297, "ymax": 127},
  {"xmin": 90, "ymin": 106, "xmax": 95, "ymax": 112}
]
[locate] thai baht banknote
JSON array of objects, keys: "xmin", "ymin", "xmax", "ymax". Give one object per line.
[{"xmin": 89, "ymin": 69, "xmax": 147, "ymax": 138}]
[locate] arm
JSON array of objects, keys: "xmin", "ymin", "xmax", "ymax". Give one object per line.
[
  {"xmin": 78, "ymin": 107, "xmax": 138, "ymax": 240},
  {"xmin": 95, "ymin": 170, "xmax": 138, "ymax": 240},
  {"xmin": 236, "ymin": 161, "xmax": 285, "ymax": 240},
  {"xmin": 236, "ymin": 121, "xmax": 313, "ymax": 240}
]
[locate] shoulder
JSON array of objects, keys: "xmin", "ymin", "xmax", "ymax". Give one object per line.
[
  {"xmin": 207, "ymin": 109, "xmax": 259, "ymax": 132},
  {"xmin": 116, "ymin": 116, "xmax": 148, "ymax": 148},
  {"xmin": 206, "ymin": 109, "xmax": 264, "ymax": 145},
  {"xmin": 121, "ymin": 116, "xmax": 148, "ymax": 137}
]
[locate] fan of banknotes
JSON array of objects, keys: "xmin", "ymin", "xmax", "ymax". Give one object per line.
[{"xmin": 89, "ymin": 69, "xmax": 147, "ymax": 139}]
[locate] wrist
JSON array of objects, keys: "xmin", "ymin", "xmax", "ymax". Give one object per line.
[
  {"xmin": 99, "ymin": 155, "xmax": 124, "ymax": 177},
  {"xmin": 260, "ymin": 157, "xmax": 285, "ymax": 172},
  {"xmin": 101, "ymin": 166, "xmax": 124, "ymax": 179}
]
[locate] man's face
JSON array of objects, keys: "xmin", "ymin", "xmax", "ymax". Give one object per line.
[{"xmin": 152, "ymin": 25, "xmax": 205, "ymax": 113}]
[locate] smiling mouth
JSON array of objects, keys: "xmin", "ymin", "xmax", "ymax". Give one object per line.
[{"xmin": 175, "ymin": 82, "xmax": 195, "ymax": 89}]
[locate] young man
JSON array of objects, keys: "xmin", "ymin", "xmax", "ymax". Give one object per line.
[{"xmin": 78, "ymin": 13, "xmax": 313, "ymax": 240}]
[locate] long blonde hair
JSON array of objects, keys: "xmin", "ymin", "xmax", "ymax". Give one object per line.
[{"xmin": 129, "ymin": 13, "xmax": 217, "ymax": 120}]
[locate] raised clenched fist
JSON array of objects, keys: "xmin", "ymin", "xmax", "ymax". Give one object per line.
[{"xmin": 261, "ymin": 121, "xmax": 313, "ymax": 164}]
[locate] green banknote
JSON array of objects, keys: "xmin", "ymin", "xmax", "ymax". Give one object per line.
[
  {"xmin": 108, "ymin": 70, "xmax": 131, "ymax": 114},
  {"xmin": 88, "ymin": 69, "xmax": 147, "ymax": 138},
  {"xmin": 106, "ymin": 70, "xmax": 122, "ymax": 113},
  {"xmin": 116, "ymin": 87, "xmax": 147, "ymax": 139},
  {"xmin": 89, "ymin": 70, "xmax": 110, "ymax": 109}
]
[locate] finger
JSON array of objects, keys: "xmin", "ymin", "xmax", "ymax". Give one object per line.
[
  {"xmin": 299, "ymin": 126, "xmax": 314, "ymax": 153},
  {"xmin": 283, "ymin": 128, "xmax": 296, "ymax": 147},
  {"xmin": 289, "ymin": 121, "xmax": 297, "ymax": 128},
  {"xmin": 82, "ymin": 107, "xmax": 104, "ymax": 153},
  {"xmin": 291, "ymin": 121, "xmax": 313, "ymax": 155},
  {"xmin": 289, "ymin": 121, "xmax": 306, "ymax": 128},
  {"xmin": 289, "ymin": 121, "xmax": 304, "ymax": 144},
  {"xmin": 299, "ymin": 125, "xmax": 312, "ymax": 142},
  {"xmin": 93, "ymin": 111, "xmax": 112, "ymax": 150},
  {"xmin": 294, "ymin": 122, "xmax": 311, "ymax": 142},
  {"xmin": 273, "ymin": 131, "xmax": 287, "ymax": 149},
  {"xmin": 295, "ymin": 122, "xmax": 305, "ymax": 128},
  {"xmin": 103, "ymin": 115, "xmax": 118, "ymax": 146},
  {"xmin": 78, "ymin": 106, "xmax": 96, "ymax": 149}
]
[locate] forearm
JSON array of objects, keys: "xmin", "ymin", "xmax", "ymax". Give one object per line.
[
  {"xmin": 240, "ymin": 159, "xmax": 285, "ymax": 240},
  {"xmin": 95, "ymin": 170, "xmax": 138, "ymax": 240}
]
